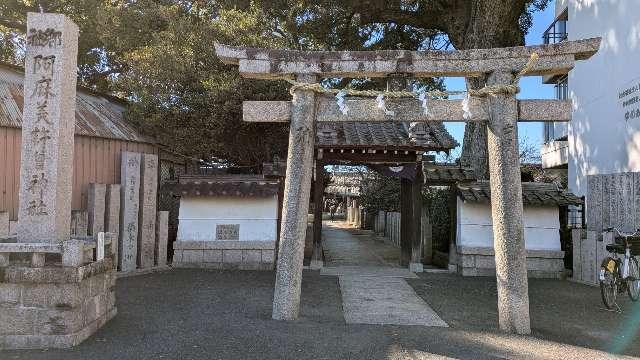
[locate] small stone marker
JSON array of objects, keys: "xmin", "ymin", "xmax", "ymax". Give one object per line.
[
  {"xmin": 119, "ymin": 152, "xmax": 141, "ymax": 271},
  {"xmin": 0, "ymin": 211, "xmax": 8, "ymax": 237},
  {"xmin": 107, "ymin": 231, "xmax": 117, "ymax": 260},
  {"xmin": 87, "ymin": 183, "xmax": 106, "ymax": 237},
  {"xmin": 16, "ymin": 13, "xmax": 79, "ymax": 243},
  {"xmin": 62, "ymin": 238, "xmax": 84, "ymax": 267},
  {"xmin": 138, "ymin": 153, "xmax": 158, "ymax": 269},
  {"xmin": 9, "ymin": 221, "xmax": 18, "ymax": 236},
  {"xmin": 105, "ymin": 184, "xmax": 121, "ymax": 234},
  {"xmin": 70, "ymin": 210, "xmax": 88, "ymax": 236},
  {"xmin": 105, "ymin": 184, "xmax": 120, "ymax": 263},
  {"xmin": 156, "ymin": 211, "xmax": 168, "ymax": 266},
  {"xmin": 97, "ymin": 232, "xmax": 105, "ymax": 261}
]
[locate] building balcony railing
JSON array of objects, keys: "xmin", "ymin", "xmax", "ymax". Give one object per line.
[
  {"xmin": 543, "ymin": 26, "xmax": 568, "ymax": 45},
  {"xmin": 542, "ymin": 8, "xmax": 568, "ymax": 45},
  {"xmin": 542, "ymin": 10, "xmax": 568, "ymax": 83},
  {"xmin": 541, "ymin": 141, "xmax": 569, "ymax": 169}
]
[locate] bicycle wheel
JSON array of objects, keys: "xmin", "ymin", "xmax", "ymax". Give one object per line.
[
  {"xmin": 600, "ymin": 257, "xmax": 618, "ymax": 310},
  {"xmin": 627, "ymin": 257, "xmax": 640, "ymax": 301}
]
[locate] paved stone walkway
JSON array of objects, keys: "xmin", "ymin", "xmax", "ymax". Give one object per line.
[
  {"xmin": 320, "ymin": 221, "xmax": 448, "ymax": 327},
  {"xmin": 339, "ymin": 276, "xmax": 448, "ymax": 326},
  {"xmin": 321, "ymin": 221, "xmax": 398, "ymax": 266}
]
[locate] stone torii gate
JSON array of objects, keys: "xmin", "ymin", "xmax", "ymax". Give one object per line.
[{"xmin": 215, "ymin": 38, "xmax": 600, "ymax": 334}]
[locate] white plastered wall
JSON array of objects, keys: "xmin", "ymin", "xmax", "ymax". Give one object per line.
[
  {"xmin": 566, "ymin": 0, "xmax": 640, "ymax": 196},
  {"xmin": 456, "ymin": 199, "xmax": 561, "ymax": 251},
  {"xmin": 177, "ymin": 196, "xmax": 278, "ymax": 242}
]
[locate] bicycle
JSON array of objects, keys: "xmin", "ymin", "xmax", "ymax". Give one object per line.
[{"xmin": 599, "ymin": 227, "xmax": 640, "ymax": 311}]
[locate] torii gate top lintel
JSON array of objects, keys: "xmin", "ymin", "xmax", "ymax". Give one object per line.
[{"xmin": 215, "ymin": 37, "xmax": 601, "ymax": 79}]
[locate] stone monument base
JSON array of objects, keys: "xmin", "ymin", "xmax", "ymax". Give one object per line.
[
  {"xmin": 0, "ymin": 258, "xmax": 116, "ymax": 349},
  {"xmin": 451, "ymin": 246, "xmax": 565, "ymax": 279},
  {"xmin": 173, "ymin": 240, "xmax": 275, "ymax": 270}
]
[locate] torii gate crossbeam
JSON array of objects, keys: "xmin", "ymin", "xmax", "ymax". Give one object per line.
[{"xmin": 215, "ymin": 38, "xmax": 601, "ymax": 335}]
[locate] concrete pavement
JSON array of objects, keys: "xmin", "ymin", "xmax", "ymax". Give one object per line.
[
  {"xmin": 321, "ymin": 221, "xmax": 448, "ymax": 327},
  {"xmin": 2, "ymin": 269, "xmax": 635, "ymax": 359},
  {"xmin": 3, "ymin": 222, "xmax": 639, "ymax": 358}
]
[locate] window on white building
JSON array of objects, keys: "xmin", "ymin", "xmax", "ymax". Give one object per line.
[
  {"xmin": 567, "ymin": 204, "xmax": 584, "ymax": 229},
  {"xmin": 544, "ymin": 76, "xmax": 569, "ymax": 142}
]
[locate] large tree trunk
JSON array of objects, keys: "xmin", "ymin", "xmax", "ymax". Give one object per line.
[{"xmin": 447, "ymin": 0, "xmax": 529, "ymax": 179}]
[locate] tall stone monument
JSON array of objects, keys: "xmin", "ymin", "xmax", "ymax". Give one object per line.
[
  {"xmin": 119, "ymin": 152, "xmax": 141, "ymax": 271},
  {"xmin": 16, "ymin": 13, "xmax": 78, "ymax": 243},
  {"xmin": 0, "ymin": 13, "xmax": 117, "ymax": 350},
  {"xmin": 138, "ymin": 153, "xmax": 158, "ymax": 269}
]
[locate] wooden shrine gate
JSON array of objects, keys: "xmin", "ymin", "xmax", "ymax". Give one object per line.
[{"xmin": 215, "ymin": 38, "xmax": 601, "ymax": 334}]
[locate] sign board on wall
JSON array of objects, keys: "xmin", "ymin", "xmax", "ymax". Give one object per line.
[{"xmin": 619, "ymin": 78, "xmax": 640, "ymax": 121}]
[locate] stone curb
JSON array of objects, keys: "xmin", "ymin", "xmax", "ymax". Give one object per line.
[
  {"xmin": 173, "ymin": 240, "xmax": 276, "ymax": 250},
  {"xmin": 115, "ymin": 265, "xmax": 173, "ymax": 279},
  {"xmin": 457, "ymin": 246, "xmax": 564, "ymax": 258}
]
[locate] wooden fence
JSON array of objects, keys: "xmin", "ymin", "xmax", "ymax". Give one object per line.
[{"xmin": 373, "ymin": 210, "xmax": 432, "ymax": 260}]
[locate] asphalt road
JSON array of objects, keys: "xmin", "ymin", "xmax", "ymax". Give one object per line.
[{"xmin": 3, "ymin": 269, "xmax": 638, "ymax": 359}]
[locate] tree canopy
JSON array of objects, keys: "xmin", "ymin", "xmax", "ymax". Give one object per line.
[{"xmin": 0, "ymin": 0, "xmax": 549, "ymax": 167}]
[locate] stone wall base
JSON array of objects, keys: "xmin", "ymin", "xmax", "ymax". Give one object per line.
[
  {"xmin": 172, "ymin": 240, "xmax": 275, "ymax": 270},
  {"xmin": 0, "ymin": 259, "xmax": 117, "ymax": 349},
  {"xmin": 0, "ymin": 308, "xmax": 116, "ymax": 349},
  {"xmin": 454, "ymin": 246, "xmax": 565, "ymax": 279}
]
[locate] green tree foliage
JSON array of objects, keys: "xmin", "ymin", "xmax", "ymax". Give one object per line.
[
  {"xmin": 359, "ymin": 172, "xmax": 401, "ymax": 213},
  {"xmin": 98, "ymin": 1, "xmax": 293, "ymax": 164},
  {"xmin": 1, "ymin": 1, "xmax": 294, "ymax": 164},
  {"xmin": 423, "ymin": 187, "xmax": 451, "ymax": 253},
  {"xmin": 0, "ymin": 0, "xmax": 114, "ymax": 88},
  {"xmin": 0, "ymin": 0, "xmax": 549, "ymax": 167}
]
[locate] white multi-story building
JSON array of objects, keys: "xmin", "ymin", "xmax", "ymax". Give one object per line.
[{"xmin": 541, "ymin": 0, "xmax": 640, "ymax": 200}]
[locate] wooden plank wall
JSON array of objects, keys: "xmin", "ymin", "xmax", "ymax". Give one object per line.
[
  {"xmin": 587, "ymin": 172, "xmax": 639, "ymax": 233},
  {"xmin": 0, "ymin": 127, "xmax": 158, "ymax": 220},
  {"xmin": 575, "ymin": 172, "xmax": 640, "ymax": 285},
  {"xmin": 0, "ymin": 127, "xmax": 21, "ymax": 222},
  {"xmin": 71, "ymin": 135, "xmax": 158, "ymax": 212},
  {"xmin": 377, "ymin": 210, "xmax": 430, "ymax": 257}
]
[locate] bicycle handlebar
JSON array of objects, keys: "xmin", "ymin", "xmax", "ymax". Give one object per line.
[{"xmin": 602, "ymin": 227, "xmax": 640, "ymax": 238}]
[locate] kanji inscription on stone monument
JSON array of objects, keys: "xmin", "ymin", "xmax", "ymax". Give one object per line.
[
  {"xmin": 138, "ymin": 153, "xmax": 158, "ymax": 269},
  {"xmin": 119, "ymin": 152, "xmax": 141, "ymax": 271},
  {"xmin": 17, "ymin": 13, "xmax": 78, "ymax": 243}
]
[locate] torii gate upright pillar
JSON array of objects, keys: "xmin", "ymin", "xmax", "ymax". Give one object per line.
[
  {"xmin": 272, "ymin": 74, "xmax": 317, "ymax": 320},
  {"xmin": 485, "ymin": 70, "xmax": 530, "ymax": 334}
]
